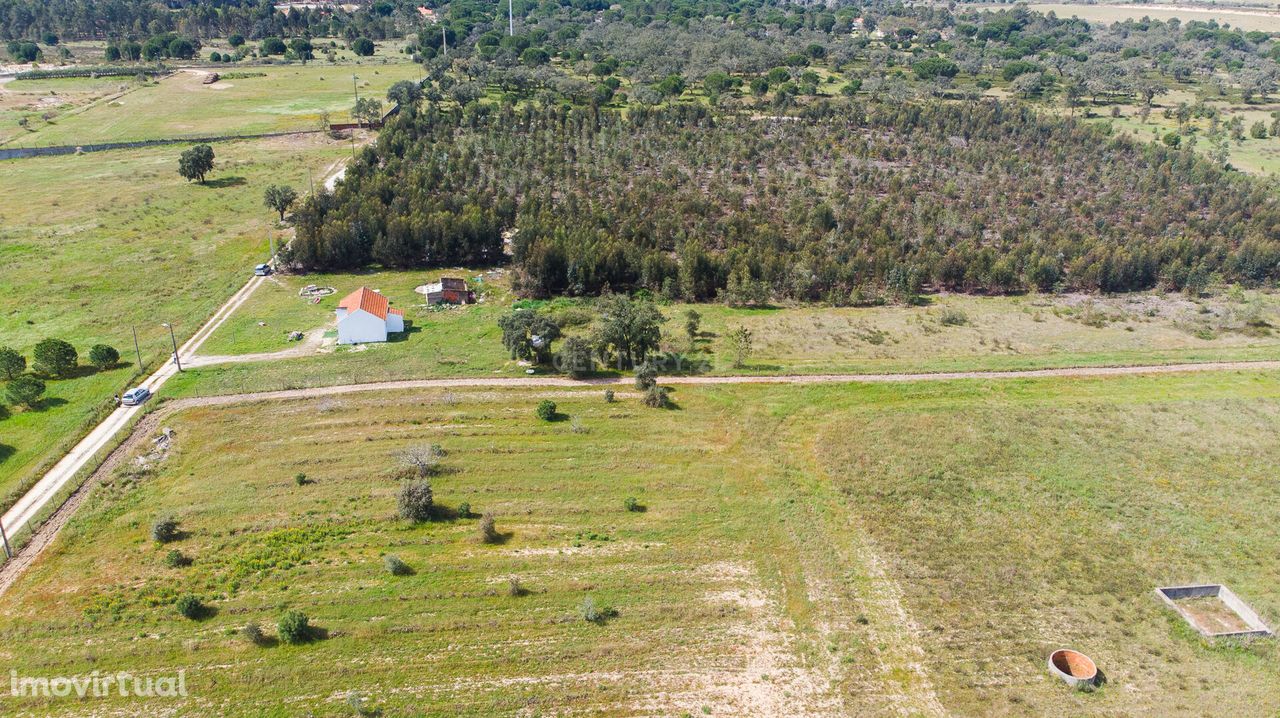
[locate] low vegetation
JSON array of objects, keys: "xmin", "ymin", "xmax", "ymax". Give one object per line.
[{"xmin": 5, "ymin": 377, "xmax": 1280, "ymax": 715}]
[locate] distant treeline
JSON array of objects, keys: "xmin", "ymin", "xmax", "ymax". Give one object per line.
[
  {"xmin": 0, "ymin": 0, "xmax": 415, "ymax": 42},
  {"xmin": 291, "ymin": 100, "xmax": 1280, "ymax": 300}
]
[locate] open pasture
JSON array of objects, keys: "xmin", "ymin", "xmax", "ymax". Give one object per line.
[
  {"xmin": 2, "ymin": 373, "xmax": 1279, "ymax": 715},
  {"xmin": 3, "ymin": 61, "xmax": 425, "ymax": 146}
]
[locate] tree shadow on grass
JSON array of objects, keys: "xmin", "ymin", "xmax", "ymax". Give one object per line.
[
  {"xmin": 203, "ymin": 176, "xmax": 247, "ymax": 189},
  {"xmin": 187, "ymin": 604, "xmax": 219, "ymax": 621},
  {"xmin": 0, "ymin": 444, "xmax": 14, "ymax": 464},
  {"xmin": 34, "ymin": 397, "xmax": 69, "ymax": 411}
]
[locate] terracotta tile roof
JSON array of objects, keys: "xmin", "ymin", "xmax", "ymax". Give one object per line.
[
  {"xmin": 388, "ymin": 307, "xmax": 404, "ymax": 316},
  {"xmin": 338, "ymin": 287, "xmax": 390, "ymax": 320}
]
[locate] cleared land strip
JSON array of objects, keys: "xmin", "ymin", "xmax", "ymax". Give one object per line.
[{"xmin": 2, "ymin": 356, "xmax": 1279, "ymax": 597}]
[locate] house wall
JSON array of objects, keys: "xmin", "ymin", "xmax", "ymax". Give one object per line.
[
  {"xmin": 337, "ymin": 309, "xmax": 388, "ymax": 344},
  {"xmin": 387, "ymin": 313, "xmax": 404, "ymax": 333}
]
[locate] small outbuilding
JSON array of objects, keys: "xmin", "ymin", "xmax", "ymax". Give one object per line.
[
  {"xmin": 420, "ymin": 277, "xmax": 475, "ymax": 306},
  {"xmin": 336, "ymin": 287, "xmax": 404, "ymax": 344}
]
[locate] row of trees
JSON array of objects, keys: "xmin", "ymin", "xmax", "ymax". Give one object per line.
[
  {"xmin": 0, "ymin": 0, "xmax": 412, "ymax": 43},
  {"xmin": 499, "ymin": 295, "xmax": 665, "ymax": 375},
  {"xmin": 295, "ymin": 97, "xmax": 1280, "ymax": 300},
  {"xmin": 1, "ymin": 340, "xmax": 119, "ymax": 411}
]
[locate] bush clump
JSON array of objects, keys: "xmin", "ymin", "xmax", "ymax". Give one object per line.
[
  {"xmin": 175, "ymin": 594, "xmax": 203, "ymax": 619},
  {"xmin": 163, "ymin": 549, "xmax": 190, "ymax": 568},
  {"xmin": 508, "ymin": 577, "xmax": 528, "ymax": 597},
  {"xmin": 603, "ymin": 389, "xmax": 615, "ymax": 403},
  {"xmin": 277, "ymin": 610, "xmax": 311, "ymax": 644},
  {"xmin": 643, "ymin": 385, "xmax": 670, "ymax": 408},
  {"xmin": 623, "ymin": 496, "xmax": 642, "ymax": 512},
  {"xmin": 580, "ymin": 596, "xmax": 616, "ymax": 623},
  {"xmin": 478, "ymin": 512, "xmax": 501, "ymax": 544},
  {"xmin": 456, "ymin": 502, "xmax": 472, "ymax": 519},
  {"xmin": 384, "ymin": 554, "xmax": 412, "ymax": 576},
  {"xmin": 396, "ymin": 479, "xmax": 434, "ymax": 522},
  {"xmin": 536, "ymin": 399, "xmax": 557, "ymax": 421},
  {"xmin": 938, "ymin": 308, "xmax": 969, "ymax": 326},
  {"xmin": 151, "ymin": 515, "xmax": 180, "ymax": 543},
  {"xmin": 241, "ymin": 621, "xmax": 266, "ymax": 645}
]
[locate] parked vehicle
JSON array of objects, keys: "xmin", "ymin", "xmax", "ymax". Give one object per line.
[
  {"xmin": 121, "ymin": 387, "xmax": 151, "ymax": 406},
  {"xmin": 254, "ymin": 263, "xmax": 272, "ymax": 276}
]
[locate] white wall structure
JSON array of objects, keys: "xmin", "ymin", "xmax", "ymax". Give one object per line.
[{"xmin": 335, "ymin": 287, "xmax": 404, "ymax": 344}]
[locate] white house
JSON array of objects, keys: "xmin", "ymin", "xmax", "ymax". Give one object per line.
[{"xmin": 336, "ymin": 287, "xmax": 404, "ymax": 344}]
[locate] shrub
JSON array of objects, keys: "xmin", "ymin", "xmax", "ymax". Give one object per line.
[
  {"xmin": 623, "ymin": 496, "xmax": 641, "ymax": 512},
  {"xmin": 175, "ymin": 594, "xmax": 203, "ymax": 619},
  {"xmin": 151, "ymin": 515, "xmax": 180, "ymax": 543},
  {"xmin": 507, "ymin": 577, "xmax": 528, "ymax": 597},
  {"xmin": 5, "ymin": 375, "xmax": 44, "ymax": 408},
  {"xmin": 643, "ymin": 385, "xmax": 670, "ymax": 409},
  {"xmin": 294, "ymin": 472, "xmax": 308, "ymax": 486},
  {"xmin": 478, "ymin": 512, "xmax": 500, "ymax": 543},
  {"xmin": 88, "ymin": 344, "xmax": 119, "ymax": 369},
  {"xmin": 603, "ymin": 389, "xmax": 615, "ymax": 403},
  {"xmin": 163, "ymin": 549, "xmax": 189, "ymax": 568},
  {"xmin": 240, "ymin": 621, "xmax": 265, "ymax": 645},
  {"xmin": 0, "ymin": 346, "xmax": 25, "ymax": 379},
  {"xmin": 384, "ymin": 554, "xmax": 412, "ymax": 576},
  {"xmin": 536, "ymin": 399, "xmax": 557, "ymax": 421},
  {"xmin": 352, "ymin": 37, "xmax": 375, "ymax": 56},
  {"xmin": 938, "ymin": 309, "xmax": 969, "ymax": 326},
  {"xmin": 457, "ymin": 502, "xmax": 472, "ymax": 519},
  {"xmin": 634, "ymin": 362, "xmax": 657, "ymax": 390},
  {"xmin": 579, "ymin": 596, "xmax": 615, "ymax": 623},
  {"xmin": 399, "ymin": 443, "xmax": 444, "ymax": 477},
  {"xmin": 32, "ymin": 338, "xmax": 77, "ymax": 377},
  {"xmin": 397, "ymin": 479, "xmax": 434, "ymax": 522},
  {"xmin": 277, "ymin": 610, "xmax": 310, "ymax": 644}
]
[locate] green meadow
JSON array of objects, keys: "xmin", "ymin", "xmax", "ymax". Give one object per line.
[
  {"xmin": 3, "ymin": 373, "xmax": 1279, "ymax": 715},
  {"xmin": 0, "ymin": 135, "xmax": 348, "ymax": 508},
  {"xmin": 3, "ymin": 61, "xmax": 425, "ymax": 147}
]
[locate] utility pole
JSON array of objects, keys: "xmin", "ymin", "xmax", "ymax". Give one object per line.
[
  {"xmin": 162, "ymin": 322, "xmax": 182, "ymax": 372},
  {"xmin": 269, "ymin": 232, "xmax": 276, "ymax": 261},
  {"xmin": 508, "ymin": 0, "xmax": 514, "ymax": 36},
  {"xmin": 132, "ymin": 326, "xmax": 143, "ymax": 372},
  {"xmin": 442, "ymin": 26, "xmax": 448, "ymax": 57},
  {"xmin": 1, "ymin": 520, "xmax": 11, "ymax": 559}
]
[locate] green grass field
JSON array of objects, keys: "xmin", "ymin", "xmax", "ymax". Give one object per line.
[
  {"xmin": 0, "ymin": 135, "xmax": 348, "ymax": 509},
  {"xmin": 3, "ymin": 372, "xmax": 1279, "ymax": 715},
  {"xmin": 2, "ymin": 61, "xmax": 425, "ymax": 147},
  {"xmin": 172, "ymin": 268, "xmax": 1280, "ymax": 399}
]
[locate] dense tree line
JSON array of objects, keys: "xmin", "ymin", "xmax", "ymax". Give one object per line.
[
  {"xmin": 292, "ymin": 98, "xmax": 1280, "ymax": 300},
  {"xmin": 0, "ymin": 0, "xmax": 415, "ymax": 43}
]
